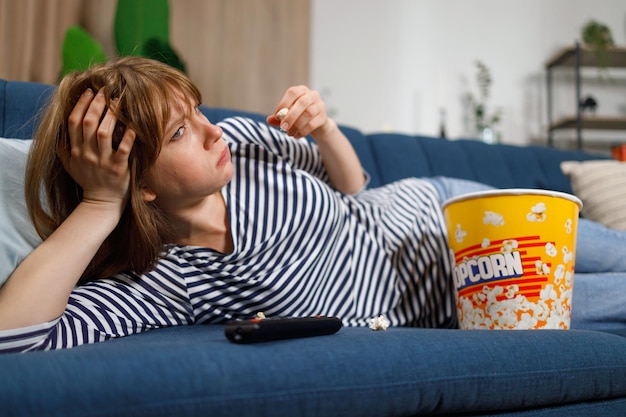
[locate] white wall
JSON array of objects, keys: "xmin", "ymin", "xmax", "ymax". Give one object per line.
[{"xmin": 310, "ymin": 0, "xmax": 626, "ymax": 146}]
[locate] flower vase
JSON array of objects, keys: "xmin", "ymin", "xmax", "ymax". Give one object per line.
[{"xmin": 479, "ymin": 126, "xmax": 499, "ymax": 144}]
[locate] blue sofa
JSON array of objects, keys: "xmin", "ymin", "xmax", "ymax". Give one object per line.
[{"xmin": 1, "ymin": 78, "xmax": 626, "ymax": 417}]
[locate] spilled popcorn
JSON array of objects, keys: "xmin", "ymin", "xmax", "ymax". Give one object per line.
[
  {"xmin": 368, "ymin": 315, "xmax": 390, "ymax": 331},
  {"xmin": 255, "ymin": 312, "xmax": 267, "ymax": 320}
]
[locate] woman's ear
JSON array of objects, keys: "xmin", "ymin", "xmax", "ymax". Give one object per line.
[{"xmin": 141, "ymin": 187, "xmax": 157, "ymax": 203}]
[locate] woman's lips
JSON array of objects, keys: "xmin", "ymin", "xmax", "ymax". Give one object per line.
[{"xmin": 217, "ymin": 145, "xmax": 231, "ymax": 167}]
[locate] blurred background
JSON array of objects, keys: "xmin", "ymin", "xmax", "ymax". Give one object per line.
[{"xmin": 1, "ymin": 0, "xmax": 625, "ymax": 149}]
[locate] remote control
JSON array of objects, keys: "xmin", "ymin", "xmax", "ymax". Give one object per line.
[{"xmin": 224, "ymin": 316, "xmax": 342, "ymax": 344}]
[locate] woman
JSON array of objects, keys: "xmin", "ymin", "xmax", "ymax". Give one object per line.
[
  {"xmin": 0, "ymin": 57, "xmax": 463, "ymax": 352},
  {"xmin": 1, "ymin": 57, "xmax": 624, "ymax": 352}
]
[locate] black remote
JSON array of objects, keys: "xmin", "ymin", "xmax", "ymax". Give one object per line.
[{"xmin": 224, "ymin": 316, "xmax": 342, "ymax": 344}]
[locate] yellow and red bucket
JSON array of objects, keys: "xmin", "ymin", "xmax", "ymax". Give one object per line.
[{"xmin": 442, "ymin": 189, "xmax": 581, "ymax": 330}]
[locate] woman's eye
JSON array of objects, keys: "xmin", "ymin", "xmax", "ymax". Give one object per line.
[{"xmin": 171, "ymin": 126, "xmax": 185, "ymax": 141}]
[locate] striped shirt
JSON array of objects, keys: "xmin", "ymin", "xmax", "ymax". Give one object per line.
[{"xmin": 0, "ymin": 117, "xmax": 455, "ymax": 353}]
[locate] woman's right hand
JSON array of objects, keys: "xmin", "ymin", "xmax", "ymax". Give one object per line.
[{"xmin": 60, "ymin": 88, "xmax": 136, "ymax": 209}]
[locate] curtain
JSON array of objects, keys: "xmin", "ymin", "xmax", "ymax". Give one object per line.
[
  {"xmin": 170, "ymin": 0, "xmax": 310, "ymax": 113},
  {"xmin": 0, "ymin": 0, "xmax": 310, "ymax": 114},
  {"xmin": 0, "ymin": 0, "xmax": 83, "ymax": 83}
]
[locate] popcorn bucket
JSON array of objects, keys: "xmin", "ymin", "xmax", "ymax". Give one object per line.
[{"xmin": 442, "ymin": 189, "xmax": 582, "ymax": 330}]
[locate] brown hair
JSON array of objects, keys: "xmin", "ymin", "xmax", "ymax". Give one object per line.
[{"xmin": 25, "ymin": 57, "xmax": 202, "ymax": 282}]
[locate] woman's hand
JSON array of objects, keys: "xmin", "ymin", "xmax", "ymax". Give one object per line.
[
  {"xmin": 267, "ymin": 85, "xmax": 366, "ymax": 194},
  {"xmin": 266, "ymin": 85, "xmax": 335, "ymax": 142},
  {"xmin": 60, "ymin": 88, "xmax": 136, "ymax": 209}
]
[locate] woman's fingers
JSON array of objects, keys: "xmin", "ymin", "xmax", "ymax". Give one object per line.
[
  {"xmin": 270, "ymin": 86, "xmax": 328, "ymax": 138},
  {"xmin": 67, "ymin": 89, "xmax": 124, "ymax": 157},
  {"xmin": 62, "ymin": 88, "xmax": 135, "ymax": 199},
  {"xmin": 96, "ymin": 98, "xmax": 120, "ymax": 154},
  {"xmin": 287, "ymin": 91, "xmax": 325, "ymax": 138},
  {"xmin": 82, "ymin": 89, "xmax": 109, "ymax": 153},
  {"xmin": 67, "ymin": 88, "xmax": 95, "ymax": 149},
  {"xmin": 113, "ymin": 127, "xmax": 136, "ymax": 164}
]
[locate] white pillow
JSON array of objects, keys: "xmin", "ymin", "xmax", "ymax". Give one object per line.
[
  {"xmin": 0, "ymin": 138, "xmax": 41, "ymax": 287},
  {"xmin": 561, "ymin": 160, "xmax": 626, "ymax": 231}
]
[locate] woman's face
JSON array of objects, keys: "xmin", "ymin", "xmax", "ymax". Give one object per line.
[{"xmin": 141, "ymin": 94, "xmax": 233, "ymax": 212}]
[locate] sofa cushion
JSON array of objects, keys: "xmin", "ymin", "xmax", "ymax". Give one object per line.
[
  {"xmin": 1, "ymin": 325, "xmax": 626, "ymax": 417},
  {"xmin": 561, "ymin": 160, "xmax": 626, "ymax": 231},
  {"xmin": 0, "ymin": 138, "xmax": 40, "ymax": 287}
]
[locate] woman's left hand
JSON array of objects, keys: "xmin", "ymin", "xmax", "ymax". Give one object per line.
[
  {"xmin": 266, "ymin": 85, "xmax": 334, "ymax": 141},
  {"xmin": 267, "ymin": 85, "xmax": 366, "ymax": 194}
]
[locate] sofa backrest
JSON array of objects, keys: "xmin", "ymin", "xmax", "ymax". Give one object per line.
[
  {"xmin": 354, "ymin": 132, "xmax": 605, "ymax": 193},
  {"xmin": 0, "ymin": 78, "xmax": 606, "ymax": 194}
]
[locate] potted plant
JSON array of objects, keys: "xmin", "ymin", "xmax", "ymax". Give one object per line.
[
  {"xmin": 581, "ymin": 19, "xmax": 614, "ymax": 71},
  {"xmin": 61, "ymin": 0, "xmax": 185, "ymax": 77},
  {"xmin": 466, "ymin": 60, "xmax": 502, "ymax": 144}
]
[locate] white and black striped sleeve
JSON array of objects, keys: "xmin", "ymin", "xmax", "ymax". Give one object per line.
[{"xmin": 0, "ymin": 268, "xmax": 194, "ymax": 353}]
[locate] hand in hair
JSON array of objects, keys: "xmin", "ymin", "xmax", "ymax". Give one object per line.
[{"xmin": 59, "ymin": 88, "xmax": 136, "ymax": 210}]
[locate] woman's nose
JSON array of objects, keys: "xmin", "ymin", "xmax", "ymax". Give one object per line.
[{"xmin": 204, "ymin": 122, "xmax": 223, "ymax": 148}]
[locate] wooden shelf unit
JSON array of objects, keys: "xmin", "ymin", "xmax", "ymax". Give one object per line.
[
  {"xmin": 550, "ymin": 116, "xmax": 626, "ymax": 131},
  {"xmin": 546, "ymin": 45, "xmax": 626, "ymax": 68},
  {"xmin": 545, "ymin": 43, "xmax": 626, "ymax": 150}
]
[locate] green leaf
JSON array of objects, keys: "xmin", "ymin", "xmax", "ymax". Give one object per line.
[
  {"xmin": 142, "ymin": 38, "xmax": 187, "ymax": 73},
  {"xmin": 114, "ymin": 0, "xmax": 170, "ymax": 56},
  {"xmin": 61, "ymin": 25, "xmax": 108, "ymax": 77}
]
